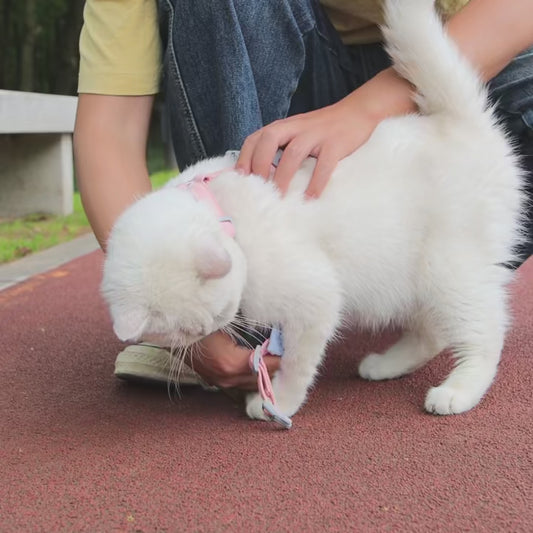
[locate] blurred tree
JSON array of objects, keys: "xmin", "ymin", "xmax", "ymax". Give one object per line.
[
  {"xmin": 0, "ymin": 0, "xmax": 85, "ymax": 95},
  {"xmin": 20, "ymin": 0, "xmax": 36, "ymax": 91},
  {"xmin": 0, "ymin": 0, "xmax": 171, "ymax": 169}
]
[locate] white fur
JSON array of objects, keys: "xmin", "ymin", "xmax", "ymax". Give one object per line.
[{"xmin": 102, "ymin": 0, "xmax": 525, "ymax": 420}]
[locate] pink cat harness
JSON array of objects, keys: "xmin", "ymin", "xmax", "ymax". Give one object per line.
[
  {"xmin": 177, "ymin": 171, "xmax": 235, "ymax": 238},
  {"xmin": 178, "ymin": 151, "xmax": 292, "ymax": 429},
  {"xmin": 250, "ymin": 328, "xmax": 292, "ymax": 429},
  {"xmin": 176, "ymin": 149, "xmax": 283, "ymax": 239}
]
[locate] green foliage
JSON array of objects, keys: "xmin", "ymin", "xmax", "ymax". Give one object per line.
[
  {"xmin": 1, "ymin": 0, "xmax": 85, "ymax": 95},
  {"xmin": 150, "ymin": 169, "xmax": 178, "ymax": 189}
]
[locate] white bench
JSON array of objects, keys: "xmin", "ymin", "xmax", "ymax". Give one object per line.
[{"xmin": 0, "ymin": 90, "xmax": 78, "ymax": 217}]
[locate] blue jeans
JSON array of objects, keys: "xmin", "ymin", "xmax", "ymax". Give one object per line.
[{"xmin": 158, "ymin": 0, "xmax": 533, "ymax": 262}]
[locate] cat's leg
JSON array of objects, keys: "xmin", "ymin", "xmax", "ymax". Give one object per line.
[
  {"xmin": 245, "ymin": 324, "xmax": 337, "ymax": 421},
  {"xmin": 358, "ymin": 327, "xmax": 445, "ymax": 381},
  {"xmin": 245, "ymin": 264, "xmax": 342, "ymax": 421},
  {"xmin": 424, "ymin": 267, "xmax": 510, "ymax": 415}
]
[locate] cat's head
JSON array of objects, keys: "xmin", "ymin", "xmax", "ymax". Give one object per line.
[{"xmin": 101, "ymin": 183, "xmax": 246, "ymax": 347}]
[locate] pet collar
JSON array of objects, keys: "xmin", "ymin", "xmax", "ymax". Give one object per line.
[
  {"xmin": 177, "ymin": 170, "xmax": 235, "ymax": 238},
  {"xmin": 177, "ymin": 148, "xmax": 283, "ymax": 238}
]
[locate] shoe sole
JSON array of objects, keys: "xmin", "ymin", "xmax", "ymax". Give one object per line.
[{"xmin": 114, "ymin": 344, "xmax": 202, "ymax": 386}]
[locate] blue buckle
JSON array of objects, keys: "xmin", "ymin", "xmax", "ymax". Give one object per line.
[
  {"xmin": 262, "ymin": 400, "xmax": 292, "ymax": 429},
  {"xmin": 225, "ymin": 150, "xmax": 240, "ymax": 162},
  {"xmin": 268, "ymin": 328, "xmax": 284, "ymax": 356},
  {"xmin": 251, "ymin": 345, "xmax": 262, "ymax": 374}
]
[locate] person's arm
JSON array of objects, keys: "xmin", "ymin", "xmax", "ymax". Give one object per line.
[
  {"xmin": 73, "ymin": 94, "xmax": 154, "ymax": 251},
  {"xmin": 446, "ymin": 0, "xmax": 533, "ymax": 81},
  {"xmin": 237, "ymin": 0, "xmax": 533, "ymax": 198}
]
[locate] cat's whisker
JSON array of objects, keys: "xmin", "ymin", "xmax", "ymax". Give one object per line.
[
  {"xmin": 227, "ymin": 321, "xmax": 267, "ymax": 347},
  {"xmin": 176, "ymin": 345, "xmax": 192, "ymax": 396},
  {"xmin": 232, "ymin": 318, "xmax": 271, "ymax": 339},
  {"xmin": 187, "ymin": 341, "xmax": 202, "ymax": 374},
  {"xmin": 233, "ymin": 314, "xmax": 270, "ymax": 329},
  {"xmin": 222, "ymin": 324, "xmax": 254, "ymax": 350},
  {"xmin": 167, "ymin": 342, "xmax": 183, "ymax": 400},
  {"xmin": 169, "ymin": 346, "xmax": 180, "ymax": 396},
  {"xmin": 230, "ymin": 319, "xmax": 261, "ymax": 333},
  {"xmin": 167, "ymin": 340, "xmax": 196, "ymax": 400}
]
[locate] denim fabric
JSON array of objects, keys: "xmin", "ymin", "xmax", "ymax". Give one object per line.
[
  {"xmin": 159, "ymin": 0, "xmax": 302, "ymax": 165},
  {"xmin": 158, "ymin": 0, "xmax": 532, "ymax": 261},
  {"xmin": 488, "ymin": 47, "xmax": 533, "ymax": 261}
]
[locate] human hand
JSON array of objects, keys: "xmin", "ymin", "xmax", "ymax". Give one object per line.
[
  {"xmin": 236, "ymin": 95, "xmax": 378, "ymax": 198},
  {"xmin": 236, "ymin": 68, "xmax": 417, "ymax": 198},
  {"xmin": 188, "ymin": 330, "xmax": 280, "ymax": 390}
]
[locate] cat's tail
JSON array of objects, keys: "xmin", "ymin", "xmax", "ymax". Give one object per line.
[{"xmin": 382, "ymin": 0, "xmax": 488, "ymax": 120}]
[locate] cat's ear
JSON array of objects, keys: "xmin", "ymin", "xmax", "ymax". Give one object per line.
[
  {"xmin": 112, "ymin": 307, "xmax": 148, "ymax": 341},
  {"xmin": 193, "ymin": 234, "xmax": 232, "ymax": 280}
]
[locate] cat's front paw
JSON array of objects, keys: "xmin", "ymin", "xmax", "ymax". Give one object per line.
[
  {"xmin": 424, "ymin": 385, "xmax": 479, "ymax": 415},
  {"xmin": 272, "ymin": 388, "xmax": 305, "ymax": 418},
  {"xmin": 245, "ymin": 387, "xmax": 304, "ymax": 423},
  {"xmin": 245, "ymin": 393, "xmax": 269, "ymax": 421}
]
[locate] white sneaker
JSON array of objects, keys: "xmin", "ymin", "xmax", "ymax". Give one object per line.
[{"xmin": 114, "ymin": 343, "xmax": 215, "ymax": 389}]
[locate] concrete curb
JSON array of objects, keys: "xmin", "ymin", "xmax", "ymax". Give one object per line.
[{"xmin": 0, "ymin": 232, "xmax": 99, "ymax": 291}]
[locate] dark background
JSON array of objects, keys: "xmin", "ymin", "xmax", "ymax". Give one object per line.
[
  {"xmin": 1, "ymin": 0, "xmax": 84, "ymax": 96},
  {"xmin": 0, "ymin": 0, "xmax": 171, "ymax": 173}
]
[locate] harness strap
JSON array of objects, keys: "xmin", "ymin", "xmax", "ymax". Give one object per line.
[
  {"xmin": 177, "ymin": 171, "xmax": 235, "ymax": 237},
  {"xmin": 249, "ymin": 329, "xmax": 292, "ymax": 430}
]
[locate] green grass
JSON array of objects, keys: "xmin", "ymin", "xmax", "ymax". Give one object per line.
[
  {"xmin": 0, "ymin": 169, "xmax": 177, "ymax": 264},
  {"xmin": 150, "ymin": 169, "xmax": 176, "ymax": 189}
]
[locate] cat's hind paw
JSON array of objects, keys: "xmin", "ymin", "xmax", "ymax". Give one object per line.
[
  {"xmin": 358, "ymin": 353, "xmax": 398, "ymax": 380},
  {"xmin": 424, "ymin": 385, "xmax": 478, "ymax": 415}
]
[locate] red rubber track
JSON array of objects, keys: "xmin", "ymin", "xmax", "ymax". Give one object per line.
[{"xmin": 1, "ymin": 251, "xmax": 532, "ymax": 532}]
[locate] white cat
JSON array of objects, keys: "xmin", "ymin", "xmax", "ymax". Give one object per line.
[{"xmin": 102, "ymin": 0, "xmax": 525, "ymax": 422}]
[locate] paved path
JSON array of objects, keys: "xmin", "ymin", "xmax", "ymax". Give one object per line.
[
  {"xmin": 0, "ymin": 233, "xmax": 99, "ymax": 291},
  {"xmin": 1, "ymin": 250, "xmax": 532, "ymax": 532}
]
